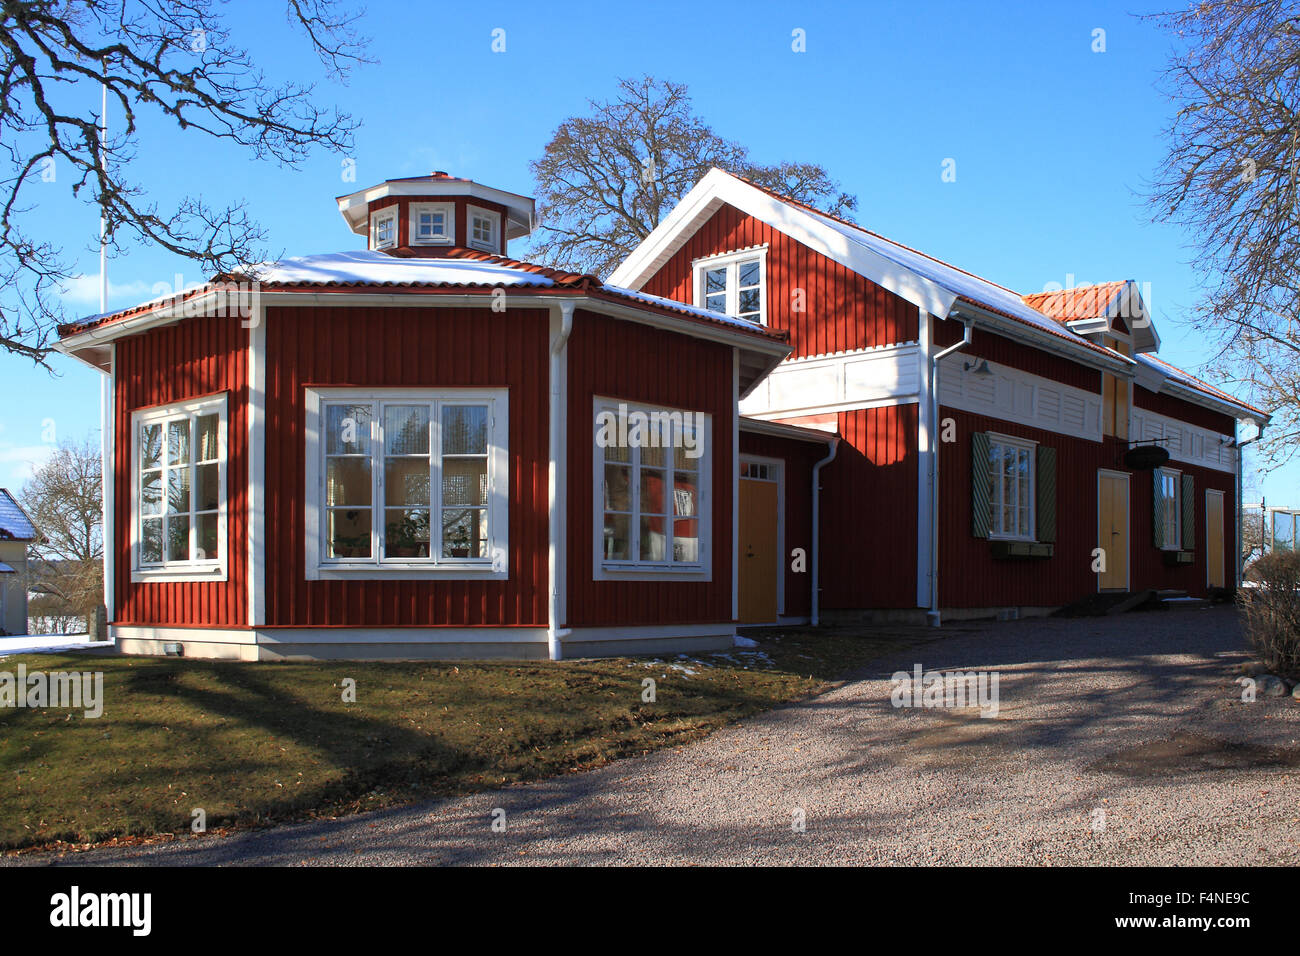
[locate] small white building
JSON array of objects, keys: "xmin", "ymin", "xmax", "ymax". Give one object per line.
[{"xmin": 0, "ymin": 488, "xmax": 37, "ymax": 635}]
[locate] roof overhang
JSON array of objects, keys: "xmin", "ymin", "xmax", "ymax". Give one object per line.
[
  {"xmin": 946, "ymin": 300, "xmax": 1136, "ymax": 377},
  {"xmin": 336, "ymin": 179, "xmax": 535, "ymax": 239},
  {"xmin": 739, "ymin": 416, "xmax": 837, "ymax": 443},
  {"xmin": 55, "ymin": 286, "xmax": 791, "ymax": 396}
]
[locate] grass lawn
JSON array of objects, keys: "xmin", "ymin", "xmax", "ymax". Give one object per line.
[{"xmin": 0, "ymin": 627, "xmax": 930, "ymax": 852}]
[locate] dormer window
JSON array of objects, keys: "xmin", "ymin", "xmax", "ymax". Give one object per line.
[
  {"xmin": 467, "ymin": 207, "xmax": 500, "ymax": 253},
  {"xmin": 693, "ymin": 247, "xmax": 767, "ymax": 324},
  {"xmin": 411, "ymin": 203, "xmax": 452, "ymax": 245},
  {"xmin": 371, "ymin": 207, "xmax": 397, "ymax": 250}
]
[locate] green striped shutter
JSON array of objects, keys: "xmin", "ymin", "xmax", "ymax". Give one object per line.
[
  {"xmin": 971, "ymin": 431, "xmax": 991, "ymax": 539},
  {"xmin": 1181, "ymin": 474, "xmax": 1195, "ymax": 550},
  {"xmin": 1036, "ymin": 446, "xmax": 1057, "ymax": 543},
  {"xmin": 1152, "ymin": 471, "xmax": 1165, "ymax": 548}
]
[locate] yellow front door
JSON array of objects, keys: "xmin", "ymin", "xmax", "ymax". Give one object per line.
[
  {"xmin": 1099, "ymin": 472, "xmax": 1129, "ymax": 591},
  {"xmin": 738, "ymin": 477, "xmax": 779, "ymax": 623},
  {"xmin": 1207, "ymin": 490, "xmax": 1225, "ymax": 588}
]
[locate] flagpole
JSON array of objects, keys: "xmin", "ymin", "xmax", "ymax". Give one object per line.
[{"xmin": 99, "ymin": 77, "xmax": 107, "ymax": 314}]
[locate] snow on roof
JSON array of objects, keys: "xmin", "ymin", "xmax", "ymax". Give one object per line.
[
  {"xmin": 599, "ymin": 283, "xmax": 780, "ymax": 334},
  {"xmin": 1134, "ymin": 353, "xmax": 1268, "ymax": 418},
  {"xmin": 0, "ymin": 489, "xmax": 36, "ymax": 541},
  {"xmin": 240, "ymin": 250, "xmax": 559, "ymax": 288}
]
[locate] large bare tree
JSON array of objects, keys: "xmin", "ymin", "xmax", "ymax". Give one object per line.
[
  {"xmin": 20, "ymin": 436, "xmax": 102, "ymax": 627},
  {"xmin": 529, "ymin": 76, "xmax": 857, "ymax": 278},
  {"xmin": 1148, "ymin": 1, "xmax": 1300, "ymax": 462},
  {"xmin": 0, "ymin": 0, "xmax": 369, "ymax": 364}
]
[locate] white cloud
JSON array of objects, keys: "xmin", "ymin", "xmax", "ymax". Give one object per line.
[
  {"xmin": 60, "ymin": 274, "xmax": 155, "ymax": 307},
  {"xmin": 0, "ymin": 442, "xmax": 55, "ymax": 490}
]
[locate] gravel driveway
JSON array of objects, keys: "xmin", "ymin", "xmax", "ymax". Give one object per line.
[{"xmin": 11, "ymin": 606, "xmax": 1300, "ymax": 866}]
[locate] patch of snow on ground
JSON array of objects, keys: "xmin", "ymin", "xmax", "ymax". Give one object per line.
[{"xmin": 734, "ymin": 635, "xmax": 759, "ymax": 648}]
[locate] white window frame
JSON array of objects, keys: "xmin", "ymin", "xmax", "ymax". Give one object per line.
[
  {"xmin": 692, "ymin": 246, "xmax": 768, "ymax": 325},
  {"xmin": 304, "ymin": 387, "xmax": 509, "ymax": 580},
  {"xmin": 130, "ymin": 393, "xmax": 229, "ymax": 582},
  {"xmin": 987, "ymin": 432, "xmax": 1036, "ymax": 542},
  {"xmin": 1159, "ymin": 466, "xmax": 1181, "ymax": 551},
  {"xmin": 592, "ymin": 397, "xmax": 712, "ymax": 582},
  {"xmin": 466, "ymin": 205, "xmax": 500, "ymax": 253},
  {"xmin": 370, "ymin": 207, "xmax": 398, "ymax": 250},
  {"xmin": 408, "ymin": 202, "xmax": 453, "ymax": 246}
]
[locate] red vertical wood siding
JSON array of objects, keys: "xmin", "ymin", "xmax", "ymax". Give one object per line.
[
  {"xmin": 640, "ymin": 204, "xmax": 918, "ymax": 358},
  {"xmin": 816, "ymin": 403, "xmax": 919, "ymax": 609},
  {"xmin": 937, "ymin": 409, "xmax": 1236, "ymax": 607},
  {"xmin": 566, "ymin": 310, "xmax": 734, "ymax": 627},
  {"xmin": 114, "ymin": 314, "xmax": 249, "ymax": 626},
  {"xmin": 738, "ymin": 431, "xmax": 827, "ymax": 617},
  {"xmin": 365, "ymin": 196, "xmax": 509, "ymax": 255},
  {"xmin": 1133, "ymin": 385, "xmax": 1236, "ymax": 435},
  {"xmin": 262, "ymin": 305, "xmax": 549, "ymax": 627},
  {"xmin": 934, "ymin": 320, "xmax": 1100, "ymax": 392}
]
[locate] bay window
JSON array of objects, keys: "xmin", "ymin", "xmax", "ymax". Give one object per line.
[
  {"xmin": 594, "ymin": 399, "xmax": 712, "ymax": 580},
  {"xmin": 305, "ymin": 388, "xmax": 509, "ymax": 578},
  {"xmin": 131, "ymin": 394, "xmax": 227, "ymax": 580}
]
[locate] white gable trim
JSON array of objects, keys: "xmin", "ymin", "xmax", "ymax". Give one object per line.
[{"xmin": 607, "ymin": 169, "xmax": 958, "ymax": 319}]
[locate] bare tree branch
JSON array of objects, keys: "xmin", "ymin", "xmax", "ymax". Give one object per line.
[
  {"xmin": 528, "ymin": 76, "xmax": 858, "ymax": 278},
  {"xmin": 0, "ymin": 0, "xmax": 370, "ymax": 364}
]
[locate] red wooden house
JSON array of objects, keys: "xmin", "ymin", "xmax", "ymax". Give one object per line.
[
  {"xmin": 56, "ymin": 172, "xmax": 789, "ymax": 659},
  {"xmin": 610, "ymin": 169, "xmax": 1268, "ymax": 626},
  {"xmin": 56, "ymin": 168, "xmax": 1267, "ymax": 658}
]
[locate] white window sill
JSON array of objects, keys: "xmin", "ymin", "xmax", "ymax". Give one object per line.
[
  {"xmin": 989, "ymin": 534, "xmax": 1036, "ymax": 543},
  {"xmin": 411, "ymin": 237, "xmax": 453, "ymax": 246},
  {"xmin": 467, "ymin": 241, "xmax": 496, "ymax": 253},
  {"xmin": 132, "ymin": 565, "xmax": 227, "ymax": 584},
  {"xmin": 594, "ymin": 564, "xmax": 711, "ymax": 583},
  {"xmin": 307, "ymin": 562, "xmax": 509, "ymax": 582}
]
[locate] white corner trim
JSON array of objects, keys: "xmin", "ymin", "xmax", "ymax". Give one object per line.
[
  {"xmin": 247, "ymin": 309, "xmax": 266, "ymax": 627},
  {"xmin": 101, "ymin": 344, "xmax": 116, "ymax": 621},
  {"xmin": 915, "ymin": 307, "xmax": 932, "ymax": 609}
]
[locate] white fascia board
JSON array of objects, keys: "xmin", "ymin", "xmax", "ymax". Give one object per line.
[{"xmin": 608, "ymin": 169, "xmax": 958, "ymax": 319}]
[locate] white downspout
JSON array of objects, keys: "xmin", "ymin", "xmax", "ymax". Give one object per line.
[
  {"xmin": 810, "ymin": 437, "xmax": 839, "ymax": 627},
  {"xmin": 927, "ymin": 314, "xmax": 975, "ymax": 628},
  {"xmin": 547, "ymin": 300, "xmax": 575, "ymax": 661},
  {"xmin": 1235, "ymin": 422, "xmax": 1264, "ymax": 588}
]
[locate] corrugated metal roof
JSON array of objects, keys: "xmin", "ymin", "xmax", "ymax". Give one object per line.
[{"xmin": 0, "ymin": 489, "xmax": 36, "ymax": 541}]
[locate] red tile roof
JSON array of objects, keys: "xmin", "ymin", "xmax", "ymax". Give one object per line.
[{"xmin": 1022, "ymin": 281, "xmax": 1129, "ymax": 322}]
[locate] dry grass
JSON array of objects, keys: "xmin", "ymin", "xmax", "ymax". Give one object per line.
[{"xmin": 0, "ymin": 625, "xmax": 927, "ymax": 851}]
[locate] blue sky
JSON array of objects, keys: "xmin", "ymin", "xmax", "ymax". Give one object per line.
[{"xmin": 0, "ymin": 0, "xmax": 1291, "ymax": 505}]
